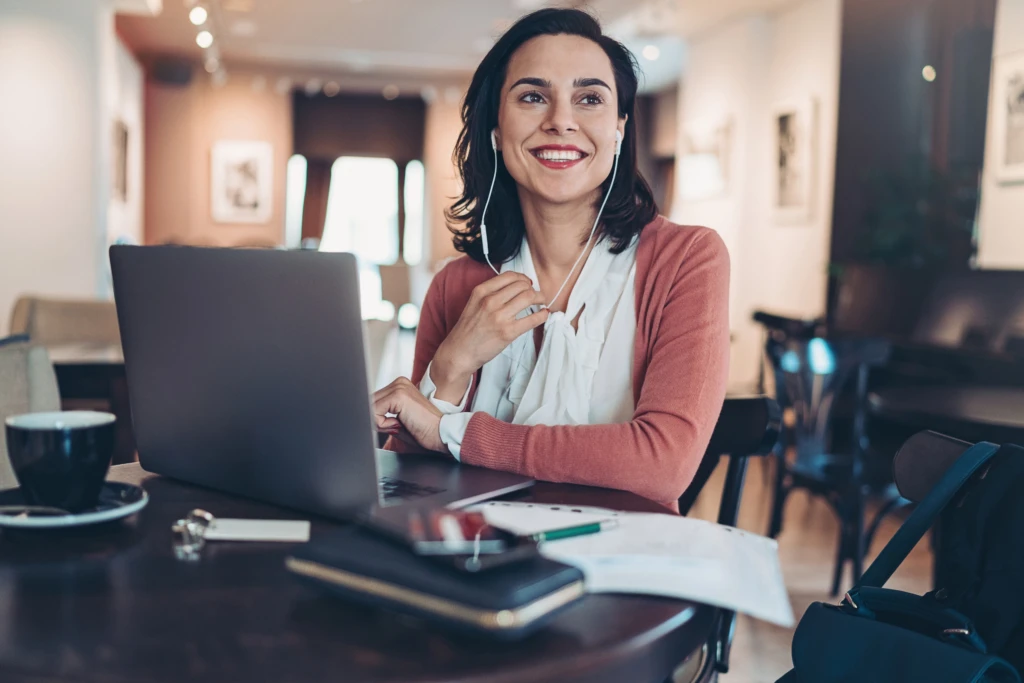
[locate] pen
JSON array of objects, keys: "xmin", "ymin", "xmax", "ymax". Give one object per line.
[{"xmin": 529, "ymin": 519, "xmax": 619, "ymax": 542}]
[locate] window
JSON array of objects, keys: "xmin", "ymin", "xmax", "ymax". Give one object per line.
[
  {"xmin": 403, "ymin": 159, "xmax": 425, "ymax": 266},
  {"xmin": 284, "ymin": 154, "xmax": 307, "ymax": 249},
  {"xmin": 321, "ymin": 157, "xmax": 400, "ymax": 320}
]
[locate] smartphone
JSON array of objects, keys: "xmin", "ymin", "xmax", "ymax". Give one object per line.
[{"xmin": 358, "ymin": 507, "xmax": 540, "ymax": 572}]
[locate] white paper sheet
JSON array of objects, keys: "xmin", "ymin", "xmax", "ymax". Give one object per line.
[
  {"xmin": 472, "ymin": 501, "xmax": 793, "ymax": 627},
  {"xmin": 205, "ymin": 518, "xmax": 311, "ymax": 542}
]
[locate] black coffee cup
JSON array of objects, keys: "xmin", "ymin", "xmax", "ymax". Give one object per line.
[{"xmin": 4, "ymin": 411, "xmax": 116, "ymax": 513}]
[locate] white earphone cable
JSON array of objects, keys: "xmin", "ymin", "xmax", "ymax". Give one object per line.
[
  {"xmin": 541, "ymin": 143, "xmax": 620, "ymax": 310},
  {"xmin": 481, "ymin": 136, "xmax": 501, "ymax": 275},
  {"xmin": 479, "ymin": 129, "xmax": 623, "ymax": 306}
]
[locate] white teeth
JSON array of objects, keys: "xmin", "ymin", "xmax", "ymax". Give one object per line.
[{"xmin": 534, "ymin": 150, "xmax": 584, "ymax": 161}]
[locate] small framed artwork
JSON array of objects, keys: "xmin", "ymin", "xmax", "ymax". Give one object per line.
[
  {"xmin": 112, "ymin": 119, "xmax": 128, "ymax": 202},
  {"xmin": 991, "ymin": 51, "xmax": 1024, "ymax": 184},
  {"xmin": 678, "ymin": 117, "xmax": 732, "ymax": 202},
  {"xmin": 772, "ymin": 98, "xmax": 818, "ymax": 223},
  {"xmin": 211, "ymin": 140, "xmax": 274, "ymax": 223}
]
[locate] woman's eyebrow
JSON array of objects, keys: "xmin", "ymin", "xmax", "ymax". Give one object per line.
[
  {"xmin": 509, "ymin": 77, "xmax": 551, "ymax": 89},
  {"xmin": 508, "ymin": 77, "xmax": 612, "ymax": 90},
  {"xmin": 574, "ymin": 77, "xmax": 611, "ymax": 90}
]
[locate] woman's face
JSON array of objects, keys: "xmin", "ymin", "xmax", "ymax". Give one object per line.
[{"xmin": 496, "ymin": 34, "xmax": 625, "ymax": 209}]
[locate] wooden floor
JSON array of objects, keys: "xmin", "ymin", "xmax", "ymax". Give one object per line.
[{"xmin": 685, "ymin": 457, "xmax": 931, "ymax": 682}]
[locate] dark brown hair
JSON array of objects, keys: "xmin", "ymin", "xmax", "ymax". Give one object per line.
[{"xmin": 446, "ymin": 8, "xmax": 658, "ymax": 265}]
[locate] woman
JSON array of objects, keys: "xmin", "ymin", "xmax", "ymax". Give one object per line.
[{"xmin": 374, "ymin": 8, "xmax": 729, "ymax": 509}]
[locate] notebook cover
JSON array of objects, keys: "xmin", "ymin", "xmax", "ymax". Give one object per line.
[{"xmin": 286, "ymin": 526, "xmax": 586, "ymax": 637}]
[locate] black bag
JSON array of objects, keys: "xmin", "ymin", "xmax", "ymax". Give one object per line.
[
  {"xmin": 779, "ymin": 440, "xmax": 1022, "ymax": 683},
  {"xmin": 933, "ymin": 443, "xmax": 1024, "ymax": 674}
]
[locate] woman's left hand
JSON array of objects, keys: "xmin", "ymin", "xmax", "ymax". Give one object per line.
[{"xmin": 373, "ymin": 378, "xmax": 446, "ymax": 452}]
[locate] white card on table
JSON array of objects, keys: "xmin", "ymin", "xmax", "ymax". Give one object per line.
[{"xmin": 204, "ymin": 518, "xmax": 311, "ymax": 542}]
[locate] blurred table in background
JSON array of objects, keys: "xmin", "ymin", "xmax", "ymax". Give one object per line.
[
  {"xmin": 48, "ymin": 344, "xmax": 135, "ymax": 464},
  {"xmin": 869, "ymin": 385, "xmax": 1024, "ymax": 445}
]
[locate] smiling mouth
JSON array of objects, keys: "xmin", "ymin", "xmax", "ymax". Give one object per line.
[
  {"xmin": 530, "ymin": 148, "xmax": 589, "ymax": 168},
  {"xmin": 532, "ymin": 149, "xmax": 587, "ymax": 161}
]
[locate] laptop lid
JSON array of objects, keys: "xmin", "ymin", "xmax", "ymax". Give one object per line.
[{"xmin": 110, "ymin": 245, "xmax": 379, "ymax": 518}]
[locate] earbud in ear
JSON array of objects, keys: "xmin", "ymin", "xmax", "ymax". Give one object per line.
[
  {"xmin": 490, "ymin": 129, "xmax": 498, "ymax": 150},
  {"xmin": 614, "ymin": 129, "xmax": 623, "ymax": 155}
]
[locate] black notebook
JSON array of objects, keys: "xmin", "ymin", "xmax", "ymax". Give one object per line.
[{"xmin": 286, "ymin": 526, "xmax": 586, "ymax": 639}]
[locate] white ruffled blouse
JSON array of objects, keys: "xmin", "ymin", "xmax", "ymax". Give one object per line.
[{"xmin": 420, "ymin": 236, "xmax": 639, "ymax": 459}]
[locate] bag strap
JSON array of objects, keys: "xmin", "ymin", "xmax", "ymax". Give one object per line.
[{"xmin": 858, "ymin": 441, "xmax": 1001, "ymax": 589}]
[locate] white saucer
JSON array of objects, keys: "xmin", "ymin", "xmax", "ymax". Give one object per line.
[{"xmin": 0, "ymin": 482, "xmax": 148, "ymax": 529}]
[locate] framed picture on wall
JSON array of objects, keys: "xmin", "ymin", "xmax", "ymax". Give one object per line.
[
  {"xmin": 772, "ymin": 98, "xmax": 818, "ymax": 224},
  {"xmin": 677, "ymin": 117, "xmax": 732, "ymax": 202},
  {"xmin": 211, "ymin": 140, "xmax": 273, "ymax": 223},
  {"xmin": 992, "ymin": 51, "xmax": 1024, "ymax": 184}
]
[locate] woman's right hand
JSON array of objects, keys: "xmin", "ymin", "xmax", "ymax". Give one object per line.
[{"xmin": 429, "ymin": 272, "xmax": 549, "ymax": 403}]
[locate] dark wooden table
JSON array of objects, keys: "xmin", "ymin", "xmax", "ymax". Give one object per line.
[
  {"xmin": 0, "ymin": 464, "xmax": 715, "ymax": 683},
  {"xmin": 48, "ymin": 344, "xmax": 135, "ymax": 464},
  {"xmin": 868, "ymin": 385, "xmax": 1024, "ymax": 444}
]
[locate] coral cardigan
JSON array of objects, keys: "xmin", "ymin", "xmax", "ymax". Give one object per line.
[{"xmin": 388, "ymin": 216, "xmax": 730, "ymax": 509}]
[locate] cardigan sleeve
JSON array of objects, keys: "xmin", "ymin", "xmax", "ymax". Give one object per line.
[
  {"xmin": 458, "ymin": 230, "xmax": 730, "ymax": 504},
  {"xmin": 383, "ymin": 266, "xmax": 452, "ymax": 453}
]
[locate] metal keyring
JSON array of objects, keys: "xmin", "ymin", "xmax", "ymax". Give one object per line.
[{"xmin": 171, "ymin": 509, "xmax": 216, "ymax": 561}]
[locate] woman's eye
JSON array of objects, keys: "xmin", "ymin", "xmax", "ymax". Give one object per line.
[
  {"xmin": 520, "ymin": 91, "xmax": 545, "ymax": 104},
  {"xmin": 579, "ymin": 94, "xmax": 604, "ymax": 106}
]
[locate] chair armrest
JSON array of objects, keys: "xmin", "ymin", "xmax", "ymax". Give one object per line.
[
  {"xmin": 677, "ymin": 397, "xmax": 781, "ymax": 517},
  {"xmin": 706, "ymin": 396, "xmax": 781, "ymax": 459},
  {"xmin": 752, "ymin": 310, "xmax": 824, "ymax": 339}
]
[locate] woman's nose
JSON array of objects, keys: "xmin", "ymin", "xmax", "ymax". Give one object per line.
[{"xmin": 542, "ymin": 95, "xmax": 578, "ymax": 136}]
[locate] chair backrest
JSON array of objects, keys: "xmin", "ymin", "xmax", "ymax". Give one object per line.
[
  {"xmin": 363, "ymin": 318, "xmax": 397, "ymax": 390},
  {"xmin": 678, "ymin": 395, "xmax": 781, "ymax": 517},
  {"xmin": 0, "ymin": 341, "xmax": 62, "ymax": 489},
  {"xmin": 755, "ymin": 310, "xmax": 889, "ymax": 459},
  {"xmin": 378, "ymin": 264, "xmax": 412, "ymax": 310},
  {"xmin": 891, "ymin": 430, "xmax": 975, "ymax": 504},
  {"xmin": 9, "ymin": 296, "xmax": 120, "ymax": 347}
]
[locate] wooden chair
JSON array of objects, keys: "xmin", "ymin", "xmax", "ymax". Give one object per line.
[
  {"xmin": 675, "ymin": 395, "xmax": 782, "ymax": 682},
  {"xmin": 9, "ymin": 296, "xmax": 120, "ymax": 347},
  {"xmin": 754, "ymin": 310, "xmax": 892, "ymax": 596},
  {"xmin": 364, "ymin": 318, "xmax": 398, "ymax": 390},
  {"xmin": 378, "ymin": 264, "xmax": 412, "ymax": 311},
  {"xmin": 0, "ymin": 338, "xmax": 62, "ymax": 489}
]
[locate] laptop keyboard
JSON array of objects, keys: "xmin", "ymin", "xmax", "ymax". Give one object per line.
[{"xmin": 377, "ymin": 476, "xmax": 445, "ymax": 502}]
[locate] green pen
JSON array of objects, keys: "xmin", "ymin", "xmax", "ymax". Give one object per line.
[{"xmin": 529, "ymin": 519, "xmax": 619, "ymax": 543}]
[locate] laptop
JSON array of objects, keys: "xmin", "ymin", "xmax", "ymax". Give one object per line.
[{"xmin": 108, "ymin": 245, "xmax": 532, "ymax": 520}]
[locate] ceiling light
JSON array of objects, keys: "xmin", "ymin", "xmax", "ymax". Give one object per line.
[
  {"xmin": 323, "ymin": 81, "xmax": 340, "ymax": 97},
  {"xmin": 204, "ymin": 57, "xmax": 219, "ymax": 73},
  {"xmin": 642, "ymin": 45, "xmax": 661, "ymax": 61},
  {"xmin": 189, "ymin": 6, "xmax": 208, "ymax": 25},
  {"xmin": 196, "ymin": 30, "xmax": 214, "ymax": 49},
  {"xmin": 382, "ymin": 84, "xmax": 400, "ymax": 100},
  {"xmin": 922, "ymin": 65, "xmax": 936, "ymax": 82},
  {"xmin": 304, "ymin": 79, "xmax": 323, "ymax": 96}
]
